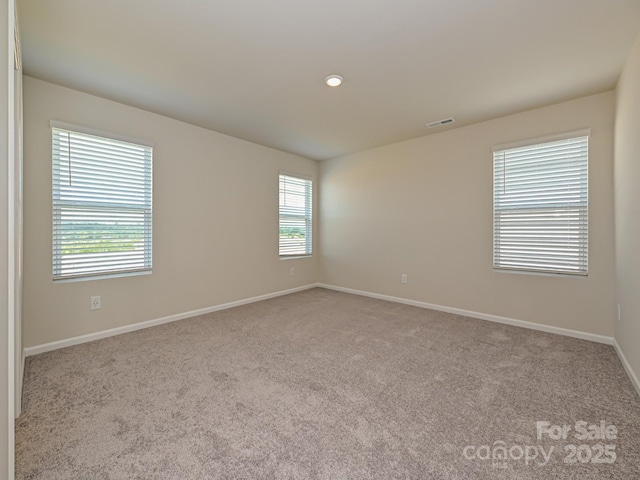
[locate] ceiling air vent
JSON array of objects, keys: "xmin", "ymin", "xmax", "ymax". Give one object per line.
[{"xmin": 427, "ymin": 118, "xmax": 455, "ymax": 128}]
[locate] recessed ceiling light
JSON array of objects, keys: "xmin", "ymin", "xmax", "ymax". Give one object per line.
[{"xmin": 325, "ymin": 75, "xmax": 343, "ymax": 87}]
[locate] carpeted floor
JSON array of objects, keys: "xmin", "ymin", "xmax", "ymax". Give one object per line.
[{"xmin": 16, "ymin": 287, "xmax": 640, "ymax": 479}]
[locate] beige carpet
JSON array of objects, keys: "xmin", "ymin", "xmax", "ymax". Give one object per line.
[{"xmin": 16, "ymin": 288, "xmax": 640, "ymax": 479}]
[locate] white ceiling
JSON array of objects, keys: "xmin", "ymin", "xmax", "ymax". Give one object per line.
[{"xmin": 18, "ymin": 0, "xmax": 640, "ymax": 160}]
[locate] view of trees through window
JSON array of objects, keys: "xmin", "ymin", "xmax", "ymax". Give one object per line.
[
  {"xmin": 279, "ymin": 174, "xmax": 312, "ymax": 256},
  {"xmin": 52, "ymin": 126, "xmax": 152, "ymax": 279}
]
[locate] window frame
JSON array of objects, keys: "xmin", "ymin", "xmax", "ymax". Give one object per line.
[
  {"xmin": 492, "ymin": 129, "xmax": 590, "ymax": 277},
  {"xmin": 278, "ymin": 172, "xmax": 313, "ymax": 259},
  {"xmin": 51, "ymin": 120, "xmax": 153, "ymax": 282}
]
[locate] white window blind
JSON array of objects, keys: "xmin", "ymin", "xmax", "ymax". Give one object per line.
[
  {"xmin": 279, "ymin": 174, "xmax": 312, "ymax": 257},
  {"xmin": 493, "ymin": 133, "xmax": 588, "ymax": 275},
  {"xmin": 52, "ymin": 125, "xmax": 153, "ymax": 280}
]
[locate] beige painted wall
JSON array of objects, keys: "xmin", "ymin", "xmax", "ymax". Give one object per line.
[
  {"xmin": 614, "ymin": 33, "xmax": 640, "ymax": 380},
  {"xmin": 23, "ymin": 77, "xmax": 318, "ymax": 348},
  {"xmin": 320, "ymin": 92, "xmax": 616, "ymax": 337}
]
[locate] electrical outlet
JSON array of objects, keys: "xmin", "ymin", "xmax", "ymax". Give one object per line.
[
  {"xmin": 401, "ymin": 274, "xmax": 408, "ymax": 284},
  {"xmin": 290, "ymin": 267, "xmax": 295, "ymax": 276},
  {"xmin": 91, "ymin": 296, "xmax": 101, "ymax": 310},
  {"xmin": 617, "ymin": 304, "xmax": 621, "ymax": 322}
]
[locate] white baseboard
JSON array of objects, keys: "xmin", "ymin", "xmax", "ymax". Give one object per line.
[
  {"xmin": 319, "ymin": 284, "xmax": 640, "ymax": 397},
  {"xmin": 613, "ymin": 339, "xmax": 640, "ymax": 397},
  {"xmin": 317, "ymin": 283, "xmax": 614, "ymax": 345},
  {"xmin": 24, "ymin": 282, "xmax": 638, "ymax": 399},
  {"xmin": 24, "ymin": 283, "xmax": 320, "ymax": 357}
]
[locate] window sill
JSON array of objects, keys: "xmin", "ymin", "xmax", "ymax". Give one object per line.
[
  {"xmin": 493, "ymin": 268, "xmax": 587, "ymax": 278},
  {"xmin": 53, "ymin": 270, "xmax": 152, "ymax": 283},
  {"xmin": 280, "ymin": 255, "xmax": 312, "ymax": 261}
]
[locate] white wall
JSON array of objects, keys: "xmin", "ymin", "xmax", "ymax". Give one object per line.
[
  {"xmin": 23, "ymin": 77, "xmax": 318, "ymax": 349},
  {"xmin": 320, "ymin": 92, "xmax": 616, "ymax": 337},
  {"xmin": 1, "ymin": 0, "xmax": 17, "ymax": 476},
  {"xmin": 614, "ymin": 33, "xmax": 640, "ymax": 383},
  {"xmin": 13, "ymin": 17, "xmax": 22, "ymax": 419}
]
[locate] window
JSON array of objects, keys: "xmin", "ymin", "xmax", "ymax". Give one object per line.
[
  {"xmin": 493, "ymin": 131, "xmax": 589, "ymax": 276},
  {"xmin": 279, "ymin": 173, "xmax": 312, "ymax": 257},
  {"xmin": 52, "ymin": 123, "xmax": 153, "ymax": 280}
]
